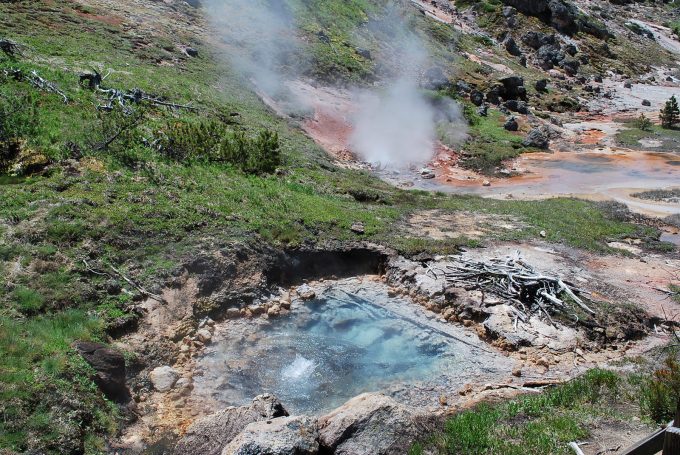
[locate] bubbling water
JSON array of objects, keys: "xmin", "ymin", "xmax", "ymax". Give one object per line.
[{"xmin": 193, "ymin": 280, "xmax": 511, "ymax": 414}]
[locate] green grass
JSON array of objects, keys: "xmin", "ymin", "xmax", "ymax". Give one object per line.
[
  {"xmin": 460, "ymin": 106, "xmax": 526, "ymax": 174},
  {"xmin": 411, "ymin": 370, "xmax": 630, "ymax": 455},
  {"xmin": 616, "ymin": 122, "xmax": 680, "ymax": 151}
]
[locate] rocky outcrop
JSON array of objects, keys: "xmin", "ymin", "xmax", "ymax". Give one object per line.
[
  {"xmin": 174, "ymin": 394, "xmax": 289, "ymax": 455},
  {"xmin": 502, "ymin": 0, "xmax": 608, "ymax": 38},
  {"xmin": 222, "ymin": 416, "xmax": 319, "ymax": 455},
  {"xmin": 317, "ymin": 393, "xmax": 439, "ymax": 455},
  {"xmin": 73, "ymin": 341, "xmax": 130, "ymax": 402}
]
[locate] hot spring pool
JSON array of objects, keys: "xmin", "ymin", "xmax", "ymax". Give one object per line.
[{"xmin": 193, "ymin": 279, "xmax": 510, "ymax": 414}]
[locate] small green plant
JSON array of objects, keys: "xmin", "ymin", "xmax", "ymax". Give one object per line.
[
  {"xmin": 660, "ymin": 95, "xmax": 680, "ymax": 129},
  {"xmin": 633, "ymin": 113, "xmax": 653, "ymax": 131},
  {"xmin": 640, "ymin": 354, "xmax": 680, "ymax": 423},
  {"xmin": 157, "ymin": 120, "xmax": 281, "ymax": 174}
]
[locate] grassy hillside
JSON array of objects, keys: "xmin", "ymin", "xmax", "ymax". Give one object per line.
[{"xmin": 0, "ymin": 0, "xmax": 670, "ymax": 453}]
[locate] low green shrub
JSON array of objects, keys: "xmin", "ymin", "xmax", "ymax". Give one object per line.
[{"xmin": 156, "ymin": 120, "xmax": 281, "ymax": 174}]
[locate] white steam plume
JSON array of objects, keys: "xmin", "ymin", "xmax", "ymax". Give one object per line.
[
  {"xmin": 351, "ymin": 80, "xmax": 435, "ymax": 168},
  {"xmin": 349, "ymin": 3, "xmax": 465, "ymax": 169},
  {"xmin": 203, "ymin": 0, "xmax": 301, "ymax": 100}
]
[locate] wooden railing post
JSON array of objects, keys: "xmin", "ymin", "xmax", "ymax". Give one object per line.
[{"xmin": 663, "ymin": 399, "xmax": 680, "ymax": 455}]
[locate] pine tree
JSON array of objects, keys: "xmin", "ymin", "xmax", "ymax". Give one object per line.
[{"xmin": 660, "ymin": 95, "xmax": 680, "ymax": 129}]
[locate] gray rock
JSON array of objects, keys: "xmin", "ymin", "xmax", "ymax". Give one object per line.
[
  {"xmin": 521, "ymin": 31, "xmax": 556, "ymax": 50},
  {"xmin": 522, "ymin": 127, "xmax": 550, "ymax": 149},
  {"xmin": 642, "ymin": 99, "xmax": 651, "ymax": 107},
  {"xmin": 185, "ymin": 47, "xmax": 198, "ymax": 57},
  {"xmin": 477, "ymin": 103, "xmax": 489, "ymax": 117},
  {"xmin": 318, "ymin": 393, "xmax": 439, "ymax": 455},
  {"xmin": 559, "ymin": 57, "xmax": 580, "ymax": 76},
  {"xmin": 504, "ymin": 99, "xmax": 529, "ymax": 114},
  {"xmin": 470, "ymin": 90, "xmax": 484, "ymax": 106},
  {"xmin": 174, "ymin": 394, "xmax": 288, "ymax": 455},
  {"xmin": 222, "ymin": 416, "xmax": 319, "ymax": 455},
  {"xmin": 149, "ymin": 366, "xmax": 179, "ymax": 392}
]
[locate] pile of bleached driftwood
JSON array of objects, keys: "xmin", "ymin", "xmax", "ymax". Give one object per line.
[{"xmin": 442, "ymin": 256, "xmax": 594, "ymax": 327}]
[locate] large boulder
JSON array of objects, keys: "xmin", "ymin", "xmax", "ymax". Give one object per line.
[
  {"xmin": 221, "ymin": 416, "xmax": 319, "ymax": 455},
  {"xmin": 174, "ymin": 394, "xmax": 289, "ymax": 455},
  {"xmin": 149, "ymin": 366, "xmax": 179, "ymax": 392},
  {"xmin": 523, "ymin": 127, "xmax": 550, "ymax": 149},
  {"xmin": 499, "ymin": 76, "xmax": 527, "ymax": 100},
  {"xmin": 503, "ymin": 0, "xmax": 608, "ymax": 38},
  {"xmin": 317, "ymin": 393, "xmax": 439, "ymax": 455},
  {"xmin": 73, "ymin": 341, "xmax": 130, "ymax": 402}
]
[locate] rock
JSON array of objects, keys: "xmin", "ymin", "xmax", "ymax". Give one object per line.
[
  {"xmin": 225, "ymin": 308, "xmax": 241, "ymax": 319},
  {"xmin": 175, "ymin": 377, "xmax": 193, "ymax": 393},
  {"xmin": 267, "ymin": 305, "xmax": 281, "ymax": 317},
  {"xmin": 521, "ymin": 31, "xmax": 556, "ymax": 50},
  {"xmin": 536, "ymin": 356, "xmax": 550, "ymax": 368},
  {"xmin": 175, "ymin": 394, "xmax": 289, "ymax": 455},
  {"xmin": 485, "ymin": 85, "xmax": 502, "ymax": 105},
  {"xmin": 318, "ymin": 393, "xmax": 439, "ymax": 455},
  {"xmin": 296, "ymin": 284, "xmax": 316, "ymax": 300},
  {"xmin": 196, "ymin": 328, "xmax": 212, "ymax": 344},
  {"xmin": 470, "ymin": 90, "xmax": 484, "ymax": 106},
  {"xmin": 559, "ymin": 57, "xmax": 580, "ymax": 76},
  {"xmin": 455, "ymin": 80, "xmax": 471, "ymax": 94},
  {"xmin": 439, "ymin": 395, "xmax": 448, "ymax": 406},
  {"xmin": 504, "ymin": 37, "xmax": 522, "ymax": 57},
  {"xmin": 512, "ymin": 367, "xmax": 523, "ymax": 377},
  {"xmin": 504, "ymin": 99, "xmax": 529, "ymax": 114},
  {"xmin": 482, "ymin": 180, "xmax": 491, "ymax": 187},
  {"xmin": 73, "ymin": 341, "xmax": 130, "ymax": 402},
  {"xmin": 535, "ymin": 78, "xmax": 549, "ymax": 92},
  {"xmin": 420, "ymin": 168, "xmax": 435, "ymax": 179},
  {"xmin": 563, "ymin": 43, "xmax": 578, "ymax": 56},
  {"xmin": 522, "ymin": 128, "xmax": 550, "ymax": 149},
  {"xmin": 502, "ymin": 6, "xmax": 517, "ymax": 17},
  {"xmin": 149, "ymin": 366, "xmax": 179, "ymax": 392},
  {"xmin": 642, "ymin": 99, "xmax": 651, "ymax": 107},
  {"xmin": 356, "ymin": 48, "xmax": 372, "ymax": 60},
  {"xmin": 539, "ymin": 230, "xmax": 547, "ymax": 238},
  {"xmin": 477, "ymin": 103, "xmax": 489, "ymax": 117},
  {"xmin": 350, "ymin": 222, "xmax": 365, "ymax": 234},
  {"xmin": 519, "ymin": 55, "xmax": 527, "ymax": 67},
  {"xmin": 624, "ymin": 81, "xmax": 632, "ymax": 89},
  {"xmin": 537, "ymin": 44, "xmax": 564, "ymax": 70},
  {"xmin": 593, "ymin": 75, "xmax": 603, "ymax": 83},
  {"xmin": 222, "ymin": 416, "xmax": 319, "ymax": 455},
  {"xmin": 185, "ymin": 47, "xmax": 198, "ymax": 57},
  {"xmin": 499, "ymin": 75, "xmax": 526, "ymax": 100},
  {"xmin": 504, "ymin": 117, "xmax": 519, "ymax": 132}
]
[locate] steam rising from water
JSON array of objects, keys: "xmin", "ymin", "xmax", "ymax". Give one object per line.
[
  {"xmin": 351, "ymin": 80, "xmax": 436, "ymax": 168},
  {"xmin": 204, "ymin": 0, "xmax": 466, "ymax": 169}
]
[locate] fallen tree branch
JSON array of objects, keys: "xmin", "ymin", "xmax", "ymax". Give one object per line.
[
  {"xmin": 444, "ymin": 255, "xmax": 594, "ymax": 329},
  {"xmin": 107, "ymin": 263, "xmax": 164, "ymax": 303},
  {"xmin": 568, "ymin": 441, "xmax": 586, "ymax": 455},
  {"xmin": 3, "ymin": 68, "xmax": 68, "ymax": 103}
]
